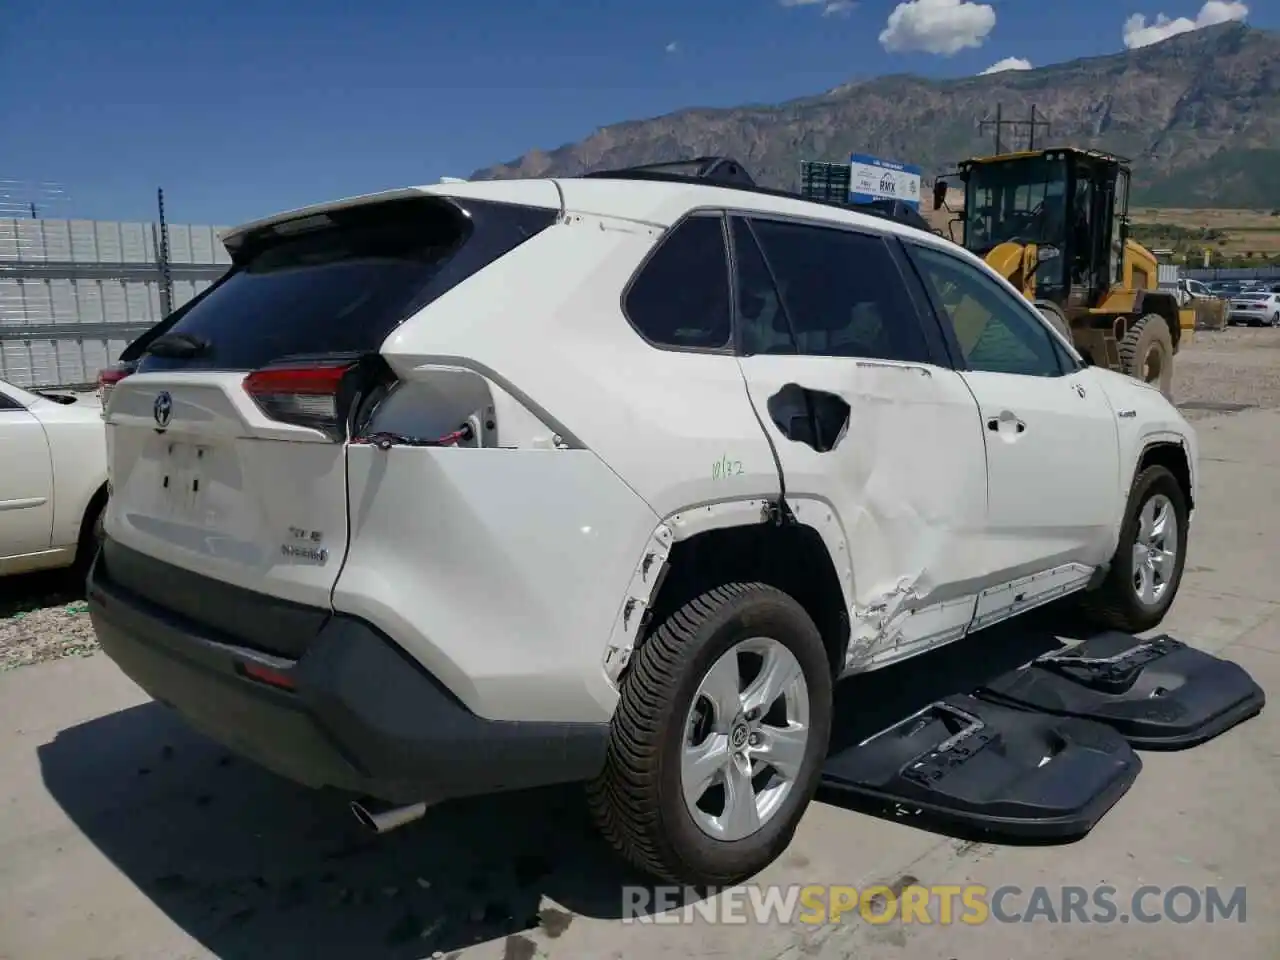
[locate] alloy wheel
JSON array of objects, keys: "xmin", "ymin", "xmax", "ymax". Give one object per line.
[{"xmin": 681, "ymin": 637, "xmax": 810, "ymax": 842}]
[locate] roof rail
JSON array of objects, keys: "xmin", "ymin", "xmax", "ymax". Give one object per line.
[
  {"xmin": 584, "ymin": 156, "xmax": 757, "ymax": 188},
  {"xmin": 582, "ymin": 156, "xmax": 938, "ymax": 235}
]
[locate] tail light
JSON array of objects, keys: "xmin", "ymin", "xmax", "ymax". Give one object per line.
[
  {"xmin": 243, "ymin": 356, "xmax": 394, "ymax": 439},
  {"xmin": 97, "ymin": 364, "xmax": 132, "ymax": 409}
]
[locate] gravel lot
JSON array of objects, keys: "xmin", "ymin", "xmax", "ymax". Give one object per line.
[
  {"xmin": 2, "ymin": 324, "xmax": 1277, "ymax": 671},
  {"xmin": 0, "ymin": 570, "xmax": 96, "ymax": 672},
  {"xmin": 1173, "ymin": 325, "xmax": 1280, "ymax": 418}
]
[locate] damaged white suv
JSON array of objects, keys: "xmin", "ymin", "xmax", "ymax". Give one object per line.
[{"xmin": 90, "ymin": 160, "xmax": 1197, "ymax": 888}]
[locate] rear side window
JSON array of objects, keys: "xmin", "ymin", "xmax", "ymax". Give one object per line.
[
  {"xmin": 740, "ymin": 217, "xmax": 930, "ymax": 363},
  {"xmin": 133, "ymin": 196, "xmax": 556, "ymax": 372},
  {"xmin": 624, "ymin": 215, "xmax": 732, "ymax": 350}
]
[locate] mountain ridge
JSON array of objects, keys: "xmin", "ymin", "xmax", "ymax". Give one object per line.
[{"xmin": 470, "ymin": 23, "xmax": 1280, "ymax": 208}]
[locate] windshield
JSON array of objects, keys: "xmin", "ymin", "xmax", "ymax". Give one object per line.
[{"xmin": 963, "ymin": 156, "xmax": 1068, "ymax": 254}]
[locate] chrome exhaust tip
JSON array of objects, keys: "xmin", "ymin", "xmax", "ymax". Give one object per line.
[{"xmin": 350, "ymin": 798, "xmax": 428, "ymax": 834}]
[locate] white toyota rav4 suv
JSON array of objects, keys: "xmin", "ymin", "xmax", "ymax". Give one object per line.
[{"xmin": 90, "ymin": 162, "xmax": 1197, "ymax": 888}]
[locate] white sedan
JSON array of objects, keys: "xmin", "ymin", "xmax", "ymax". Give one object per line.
[
  {"xmin": 1228, "ymin": 292, "xmax": 1280, "ymax": 327},
  {"xmin": 0, "ymin": 379, "xmax": 108, "ymax": 577}
]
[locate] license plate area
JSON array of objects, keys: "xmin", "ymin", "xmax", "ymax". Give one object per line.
[{"xmin": 160, "ymin": 440, "xmax": 210, "ymax": 517}]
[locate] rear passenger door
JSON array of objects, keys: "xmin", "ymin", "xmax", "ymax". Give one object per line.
[
  {"xmin": 731, "ymin": 215, "xmax": 990, "ymax": 671},
  {"xmin": 902, "ymin": 240, "xmax": 1122, "ymax": 627}
]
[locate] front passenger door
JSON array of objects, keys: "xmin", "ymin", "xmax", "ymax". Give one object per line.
[
  {"xmin": 904, "ymin": 241, "xmax": 1122, "ymax": 618},
  {"xmin": 0, "ymin": 388, "xmax": 55, "ymax": 562}
]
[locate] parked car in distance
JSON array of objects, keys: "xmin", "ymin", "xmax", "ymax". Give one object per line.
[
  {"xmin": 1227, "ymin": 291, "xmax": 1280, "ymax": 327},
  {"xmin": 89, "ymin": 169, "xmax": 1199, "ymax": 888},
  {"xmin": 0, "ymin": 379, "xmax": 108, "ymax": 578}
]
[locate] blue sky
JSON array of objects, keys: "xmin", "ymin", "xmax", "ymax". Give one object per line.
[{"xmin": 0, "ymin": 0, "xmax": 1271, "ymax": 225}]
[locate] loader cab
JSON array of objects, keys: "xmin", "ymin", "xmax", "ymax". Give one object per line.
[{"xmin": 949, "ymin": 148, "xmax": 1131, "ymax": 309}]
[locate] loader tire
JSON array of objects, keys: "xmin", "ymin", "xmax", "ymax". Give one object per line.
[{"xmin": 1119, "ymin": 313, "xmax": 1174, "ymax": 399}]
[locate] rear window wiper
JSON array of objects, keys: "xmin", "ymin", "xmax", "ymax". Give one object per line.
[{"xmin": 144, "ymin": 332, "xmax": 212, "ymax": 358}]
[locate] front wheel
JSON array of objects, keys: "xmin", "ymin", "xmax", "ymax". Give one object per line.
[
  {"xmin": 588, "ymin": 582, "xmax": 833, "ymax": 887},
  {"xmin": 1080, "ymin": 465, "xmax": 1189, "ymax": 633},
  {"xmin": 1271, "ymin": 311, "xmax": 1279, "ymax": 327}
]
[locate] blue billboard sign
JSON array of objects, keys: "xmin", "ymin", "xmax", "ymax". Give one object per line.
[{"xmin": 849, "ymin": 153, "xmax": 923, "ymax": 210}]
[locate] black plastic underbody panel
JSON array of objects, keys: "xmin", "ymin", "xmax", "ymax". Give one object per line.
[
  {"xmin": 978, "ymin": 632, "xmax": 1266, "ymax": 750},
  {"xmin": 820, "ymin": 695, "xmax": 1141, "ymax": 840}
]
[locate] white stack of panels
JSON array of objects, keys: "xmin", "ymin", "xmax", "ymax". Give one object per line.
[{"xmin": 0, "ymin": 216, "xmax": 230, "ymax": 388}]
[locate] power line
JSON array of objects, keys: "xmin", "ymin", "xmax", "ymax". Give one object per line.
[{"xmin": 977, "ymin": 104, "xmax": 1052, "ymax": 154}]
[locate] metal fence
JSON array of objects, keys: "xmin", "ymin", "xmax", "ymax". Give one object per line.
[
  {"xmin": 1184, "ymin": 266, "xmax": 1280, "ymax": 282},
  {"xmin": 0, "ymin": 216, "xmax": 230, "ymax": 389}
]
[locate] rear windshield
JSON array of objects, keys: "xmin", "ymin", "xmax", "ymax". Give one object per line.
[{"xmin": 132, "ymin": 195, "xmax": 556, "ymax": 372}]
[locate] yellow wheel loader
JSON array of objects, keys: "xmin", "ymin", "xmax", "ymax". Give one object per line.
[{"xmin": 931, "ymin": 147, "xmax": 1214, "ymax": 397}]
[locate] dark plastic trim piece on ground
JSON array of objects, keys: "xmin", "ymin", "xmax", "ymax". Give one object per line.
[
  {"xmin": 977, "ymin": 632, "xmax": 1266, "ymax": 751},
  {"xmin": 819, "ymin": 694, "xmax": 1141, "ymax": 841}
]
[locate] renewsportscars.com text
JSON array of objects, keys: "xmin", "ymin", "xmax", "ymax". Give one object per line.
[{"xmin": 622, "ymin": 883, "xmax": 1247, "ymax": 926}]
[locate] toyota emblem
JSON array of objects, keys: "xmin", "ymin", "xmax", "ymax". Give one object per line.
[{"xmin": 153, "ymin": 391, "xmax": 173, "ymax": 429}]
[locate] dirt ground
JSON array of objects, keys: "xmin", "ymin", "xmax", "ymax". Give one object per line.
[
  {"xmin": 1129, "ymin": 207, "xmax": 1280, "ymax": 257},
  {"xmin": 1, "ymin": 331, "xmax": 1278, "ymax": 960},
  {"xmin": 1174, "ymin": 326, "xmax": 1280, "ymax": 417}
]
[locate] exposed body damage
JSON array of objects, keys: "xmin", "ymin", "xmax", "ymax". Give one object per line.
[
  {"xmin": 610, "ymin": 359, "xmax": 1188, "ymax": 684},
  {"xmin": 739, "ymin": 356, "xmax": 993, "ymax": 673}
]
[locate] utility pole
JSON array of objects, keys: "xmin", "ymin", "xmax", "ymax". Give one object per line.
[
  {"xmin": 156, "ymin": 188, "xmax": 173, "ymax": 317},
  {"xmin": 980, "ymin": 103, "xmax": 1005, "ymax": 155},
  {"xmin": 978, "ymin": 104, "xmax": 1052, "ymax": 154}
]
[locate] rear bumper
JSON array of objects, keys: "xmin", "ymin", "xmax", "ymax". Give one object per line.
[{"xmin": 87, "ymin": 543, "xmax": 610, "ymax": 805}]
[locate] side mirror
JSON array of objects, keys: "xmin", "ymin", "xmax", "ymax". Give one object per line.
[{"xmin": 932, "ymin": 180, "xmax": 948, "ymax": 211}]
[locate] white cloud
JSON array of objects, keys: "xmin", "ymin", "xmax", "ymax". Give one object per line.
[
  {"xmin": 1122, "ymin": 1, "xmax": 1248, "ymax": 49},
  {"xmin": 980, "ymin": 56, "xmax": 1033, "ymax": 74},
  {"xmin": 879, "ymin": 0, "xmax": 996, "ymax": 55},
  {"xmin": 780, "ymin": 0, "xmax": 857, "ymax": 16},
  {"xmin": 665, "ymin": 40, "xmax": 679, "ymax": 53}
]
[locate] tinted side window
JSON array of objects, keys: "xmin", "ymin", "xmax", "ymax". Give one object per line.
[
  {"xmin": 0, "ymin": 391, "xmax": 22, "ymax": 411},
  {"xmin": 743, "ymin": 218, "xmax": 930, "ymax": 363},
  {"xmin": 732, "ymin": 218, "xmax": 792, "ymax": 355},
  {"xmin": 908, "ymin": 243, "xmax": 1063, "ymax": 377},
  {"xmin": 625, "ymin": 216, "xmax": 731, "ymax": 350}
]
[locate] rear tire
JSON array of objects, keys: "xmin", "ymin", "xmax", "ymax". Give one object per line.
[
  {"xmin": 1080, "ymin": 465, "xmax": 1189, "ymax": 633},
  {"xmin": 1119, "ymin": 313, "xmax": 1174, "ymax": 399},
  {"xmin": 588, "ymin": 582, "xmax": 832, "ymax": 887},
  {"xmin": 74, "ymin": 494, "xmax": 107, "ymax": 581}
]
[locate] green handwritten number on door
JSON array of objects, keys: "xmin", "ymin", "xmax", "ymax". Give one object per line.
[{"xmin": 712, "ymin": 455, "xmax": 744, "ymax": 480}]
